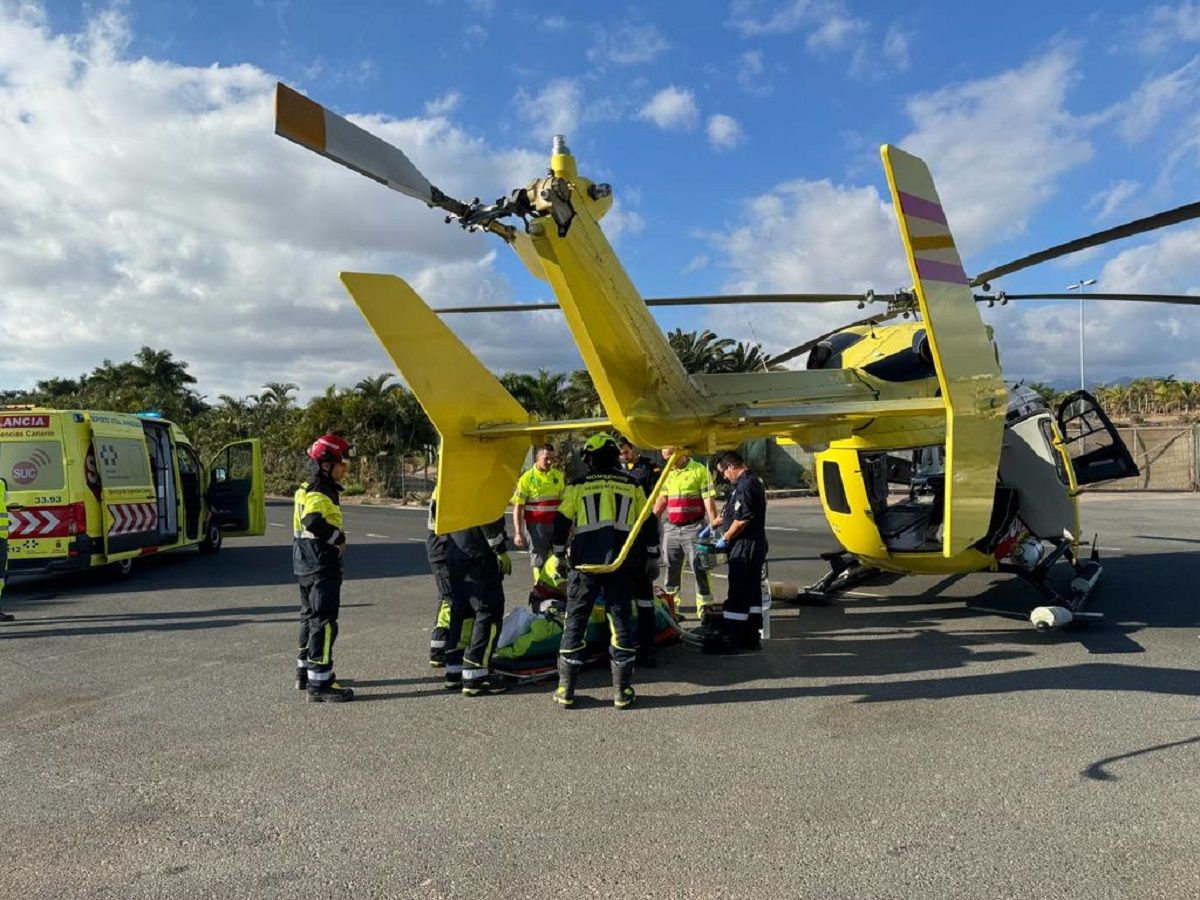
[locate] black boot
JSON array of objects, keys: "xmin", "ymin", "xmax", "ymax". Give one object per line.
[
  {"xmin": 612, "ymin": 663, "xmax": 636, "ymax": 709},
  {"xmin": 307, "ymin": 673, "xmax": 354, "ymax": 703},
  {"xmin": 554, "ymin": 656, "xmax": 579, "ymax": 708},
  {"xmin": 462, "ymin": 675, "xmax": 510, "ymax": 697},
  {"xmin": 295, "ymin": 660, "xmax": 308, "ymax": 691},
  {"xmin": 0, "ymin": 611, "xmax": 14, "ymax": 623},
  {"xmin": 636, "ymin": 644, "xmax": 658, "ymax": 668},
  {"xmin": 701, "ymin": 631, "xmax": 739, "ymax": 655}
]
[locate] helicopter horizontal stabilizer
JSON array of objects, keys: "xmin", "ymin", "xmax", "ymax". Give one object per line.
[
  {"xmin": 340, "ymin": 272, "xmax": 537, "ymax": 534},
  {"xmin": 881, "ymin": 145, "xmax": 1007, "ymax": 557}
]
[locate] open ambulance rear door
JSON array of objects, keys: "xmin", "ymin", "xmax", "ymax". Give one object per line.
[
  {"xmin": 207, "ymin": 439, "xmax": 266, "ymax": 536},
  {"xmin": 88, "ymin": 412, "xmax": 158, "ymax": 556}
]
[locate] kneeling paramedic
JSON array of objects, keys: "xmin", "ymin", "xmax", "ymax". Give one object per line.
[
  {"xmin": 293, "ymin": 435, "xmax": 356, "ymax": 702},
  {"xmin": 704, "ymin": 451, "xmax": 768, "ymax": 654},
  {"xmin": 551, "ymin": 433, "xmax": 653, "ymax": 709},
  {"xmin": 428, "ymin": 498, "xmax": 513, "ymax": 696}
]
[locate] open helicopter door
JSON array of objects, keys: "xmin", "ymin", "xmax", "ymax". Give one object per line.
[
  {"xmin": 1055, "ymin": 390, "xmax": 1139, "ymax": 486},
  {"xmin": 881, "ymin": 146, "xmax": 1008, "ymax": 557}
]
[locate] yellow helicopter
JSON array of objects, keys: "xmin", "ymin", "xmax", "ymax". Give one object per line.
[{"xmin": 274, "ymin": 82, "xmax": 1200, "ymax": 631}]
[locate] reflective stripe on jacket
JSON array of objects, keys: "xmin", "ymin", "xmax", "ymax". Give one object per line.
[
  {"xmin": 552, "ymin": 469, "xmax": 647, "ymax": 566},
  {"xmin": 663, "ymin": 459, "xmax": 714, "ymax": 525},
  {"xmin": 292, "ymin": 474, "xmax": 345, "ymax": 576},
  {"xmin": 511, "ymin": 467, "xmax": 565, "ymax": 524}
]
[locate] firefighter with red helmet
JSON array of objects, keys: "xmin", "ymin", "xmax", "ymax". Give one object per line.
[{"xmin": 293, "ymin": 434, "xmax": 356, "ymax": 702}]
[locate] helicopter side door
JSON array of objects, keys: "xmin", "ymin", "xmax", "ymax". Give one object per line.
[{"xmin": 1055, "ymin": 390, "xmax": 1139, "ymax": 487}]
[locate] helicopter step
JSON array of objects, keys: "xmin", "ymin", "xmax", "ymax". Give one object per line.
[{"xmin": 799, "ymin": 551, "xmax": 882, "ymax": 605}]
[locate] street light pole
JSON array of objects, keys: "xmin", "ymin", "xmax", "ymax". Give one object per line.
[{"xmin": 1067, "ymin": 278, "xmax": 1097, "ymax": 391}]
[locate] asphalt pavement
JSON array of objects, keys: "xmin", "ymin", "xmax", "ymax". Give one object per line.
[{"xmin": 1, "ymin": 494, "xmax": 1198, "ymax": 899}]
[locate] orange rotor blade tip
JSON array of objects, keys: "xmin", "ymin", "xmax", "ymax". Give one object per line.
[{"xmin": 274, "ymin": 82, "xmax": 326, "ymax": 152}]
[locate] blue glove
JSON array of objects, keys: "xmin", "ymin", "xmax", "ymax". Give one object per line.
[
  {"xmin": 697, "ymin": 524, "xmax": 713, "ymax": 541},
  {"xmin": 714, "ymin": 537, "xmax": 728, "ymax": 551}
]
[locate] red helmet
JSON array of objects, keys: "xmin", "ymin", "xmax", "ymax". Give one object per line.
[{"xmin": 307, "ymin": 434, "xmax": 356, "ymax": 464}]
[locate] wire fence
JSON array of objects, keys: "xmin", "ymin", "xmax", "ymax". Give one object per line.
[{"xmin": 1096, "ymin": 426, "xmax": 1199, "ymax": 492}]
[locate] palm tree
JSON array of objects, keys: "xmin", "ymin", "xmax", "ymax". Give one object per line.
[
  {"xmin": 259, "ymin": 382, "xmax": 298, "ymax": 407},
  {"xmin": 564, "ymin": 369, "xmax": 602, "ymax": 418},
  {"xmin": 354, "ymin": 373, "xmax": 400, "ymax": 399},
  {"xmin": 718, "ymin": 341, "xmax": 779, "ymax": 373},
  {"xmin": 667, "ymin": 328, "xmax": 736, "ymax": 374}
]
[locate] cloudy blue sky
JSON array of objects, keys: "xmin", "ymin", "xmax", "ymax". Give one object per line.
[{"xmin": 2, "ymin": 0, "xmax": 1199, "ymax": 399}]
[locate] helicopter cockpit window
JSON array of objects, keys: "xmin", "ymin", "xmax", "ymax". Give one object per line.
[{"xmin": 860, "ymin": 445, "xmax": 946, "ymax": 552}]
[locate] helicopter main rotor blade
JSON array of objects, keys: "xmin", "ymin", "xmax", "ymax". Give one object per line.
[
  {"xmin": 979, "ymin": 292, "xmax": 1200, "ymax": 306},
  {"xmin": 970, "ymin": 200, "xmax": 1200, "ymax": 287},
  {"xmin": 434, "ymin": 293, "xmax": 869, "ymax": 313},
  {"xmin": 275, "ymin": 82, "xmax": 449, "ymax": 209}
]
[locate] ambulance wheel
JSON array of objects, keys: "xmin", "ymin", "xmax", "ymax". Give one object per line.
[
  {"xmin": 111, "ymin": 558, "xmax": 134, "ymax": 578},
  {"xmin": 199, "ymin": 522, "xmax": 223, "ymax": 554}
]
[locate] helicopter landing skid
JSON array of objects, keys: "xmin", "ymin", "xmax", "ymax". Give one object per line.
[
  {"xmin": 799, "ymin": 551, "xmax": 881, "ymax": 605},
  {"xmin": 988, "ymin": 540, "xmax": 1105, "ymax": 631}
]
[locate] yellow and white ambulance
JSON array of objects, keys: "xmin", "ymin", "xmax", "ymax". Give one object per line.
[{"xmin": 0, "ymin": 407, "xmax": 265, "ymax": 577}]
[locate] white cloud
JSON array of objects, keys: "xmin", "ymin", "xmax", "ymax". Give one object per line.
[
  {"xmin": 684, "ymin": 254, "xmax": 710, "ymax": 274},
  {"xmin": 587, "ymin": 21, "xmax": 670, "ymax": 66},
  {"xmin": 1087, "ymin": 179, "xmax": 1141, "ymax": 221},
  {"xmin": 882, "ymin": 24, "xmax": 910, "ymax": 71},
  {"xmin": 0, "ymin": 6, "xmax": 565, "ymax": 399},
  {"xmin": 514, "ymin": 78, "xmax": 583, "ymax": 142},
  {"xmin": 900, "ymin": 49, "xmax": 1093, "ymax": 260},
  {"xmin": 1136, "ymin": 2, "xmax": 1200, "ymax": 54},
  {"xmin": 728, "ymin": 0, "xmax": 818, "ymax": 37},
  {"xmin": 727, "ymin": 1, "xmax": 903, "ymax": 76},
  {"xmin": 736, "ymin": 50, "xmax": 772, "ymax": 95},
  {"xmin": 423, "ymin": 89, "xmax": 462, "ymax": 117},
  {"xmin": 637, "ymin": 85, "xmax": 699, "ymax": 131},
  {"xmin": 706, "ymin": 113, "xmax": 745, "ymax": 151},
  {"xmin": 701, "ymin": 178, "xmax": 909, "ymax": 358},
  {"xmin": 1111, "ymin": 57, "xmax": 1200, "ymax": 143},
  {"xmin": 599, "ymin": 198, "xmax": 646, "ymax": 241},
  {"xmin": 806, "ymin": 13, "xmax": 867, "ymax": 52},
  {"xmin": 701, "ymin": 50, "xmax": 1117, "ymax": 362}
]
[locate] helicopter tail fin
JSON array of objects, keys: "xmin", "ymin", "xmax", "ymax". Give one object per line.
[
  {"xmin": 339, "ymin": 272, "xmax": 533, "ymax": 534},
  {"xmin": 881, "ymin": 145, "xmax": 1008, "ymax": 557}
]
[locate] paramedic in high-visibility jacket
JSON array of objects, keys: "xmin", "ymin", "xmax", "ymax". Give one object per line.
[
  {"xmin": 293, "ymin": 434, "xmax": 356, "ymax": 703},
  {"xmin": 0, "ymin": 477, "xmax": 12, "ymax": 623},
  {"xmin": 653, "ymin": 447, "xmax": 719, "ymax": 625},
  {"xmin": 550, "ymin": 433, "xmax": 655, "ymax": 710},
  {"xmin": 510, "ymin": 443, "xmax": 565, "ymax": 584}
]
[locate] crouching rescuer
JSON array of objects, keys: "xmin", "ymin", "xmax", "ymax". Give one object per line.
[
  {"xmin": 429, "ymin": 502, "xmax": 513, "ymax": 697},
  {"xmin": 551, "ymin": 433, "xmax": 653, "ymax": 710},
  {"xmin": 293, "ymin": 435, "xmax": 356, "ymax": 702}
]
